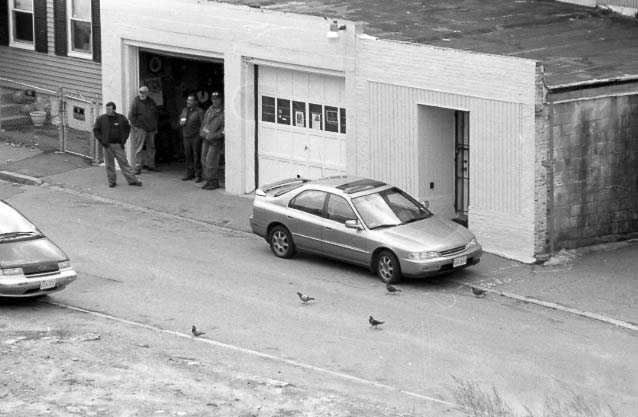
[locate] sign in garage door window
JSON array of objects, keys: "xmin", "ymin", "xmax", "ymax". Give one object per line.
[
  {"xmin": 309, "ymin": 103, "xmax": 322, "ymax": 130},
  {"xmin": 324, "ymin": 106, "xmax": 338, "ymax": 133},
  {"xmin": 277, "ymin": 98, "xmax": 291, "ymax": 125},
  {"xmin": 293, "ymin": 101, "xmax": 306, "ymax": 127}
]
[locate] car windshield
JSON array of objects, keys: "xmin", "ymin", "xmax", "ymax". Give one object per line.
[
  {"xmin": 0, "ymin": 231, "xmax": 42, "ymax": 242},
  {"xmin": 351, "ymin": 187, "xmax": 432, "ymax": 229}
]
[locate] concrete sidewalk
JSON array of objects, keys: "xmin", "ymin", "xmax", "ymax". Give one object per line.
[{"xmin": 1, "ymin": 138, "xmax": 637, "ymax": 332}]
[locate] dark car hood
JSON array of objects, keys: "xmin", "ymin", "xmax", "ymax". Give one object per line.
[
  {"xmin": 0, "ymin": 237, "xmax": 68, "ymax": 268},
  {"xmin": 378, "ymin": 215, "xmax": 474, "ymax": 250}
]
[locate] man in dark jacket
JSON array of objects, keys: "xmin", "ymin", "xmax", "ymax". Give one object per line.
[
  {"xmin": 199, "ymin": 93, "xmax": 225, "ymax": 190},
  {"xmin": 129, "ymin": 85, "xmax": 159, "ymax": 174},
  {"xmin": 179, "ymin": 94, "xmax": 204, "ymax": 182},
  {"xmin": 93, "ymin": 102, "xmax": 142, "ymax": 188}
]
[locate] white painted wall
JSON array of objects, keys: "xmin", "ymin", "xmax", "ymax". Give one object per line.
[{"xmin": 353, "ymin": 38, "xmax": 539, "ymax": 262}]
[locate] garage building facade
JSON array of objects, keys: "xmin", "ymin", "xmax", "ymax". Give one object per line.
[{"xmin": 101, "ymin": 0, "xmax": 638, "ymax": 264}]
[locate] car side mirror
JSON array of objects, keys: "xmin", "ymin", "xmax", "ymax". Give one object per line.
[
  {"xmin": 345, "ymin": 219, "xmax": 363, "ymax": 230},
  {"xmin": 420, "ymin": 200, "xmax": 429, "ymax": 209}
]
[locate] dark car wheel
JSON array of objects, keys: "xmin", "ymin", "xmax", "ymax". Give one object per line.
[
  {"xmin": 269, "ymin": 225, "xmax": 296, "ymax": 258},
  {"xmin": 376, "ymin": 250, "xmax": 401, "ymax": 284}
]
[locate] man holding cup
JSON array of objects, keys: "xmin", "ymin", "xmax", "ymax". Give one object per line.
[{"xmin": 179, "ymin": 94, "xmax": 204, "ymax": 182}]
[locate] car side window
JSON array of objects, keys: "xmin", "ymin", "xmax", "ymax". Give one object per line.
[
  {"xmin": 290, "ymin": 190, "xmax": 327, "ymax": 216},
  {"xmin": 326, "ymin": 194, "xmax": 356, "ymax": 224}
]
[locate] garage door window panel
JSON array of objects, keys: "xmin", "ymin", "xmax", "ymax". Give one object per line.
[
  {"xmin": 262, "ymin": 96, "xmax": 275, "ymax": 123},
  {"xmin": 325, "ymin": 106, "xmax": 339, "ymax": 133},
  {"xmin": 277, "ymin": 98, "xmax": 291, "ymax": 125}
]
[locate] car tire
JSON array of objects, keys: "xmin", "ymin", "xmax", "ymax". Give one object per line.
[
  {"xmin": 269, "ymin": 225, "xmax": 296, "ymax": 258},
  {"xmin": 376, "ymin": 250, "xmax": 401, "ymax": 284}
]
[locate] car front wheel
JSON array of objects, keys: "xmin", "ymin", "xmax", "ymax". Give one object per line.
[
  {"xmin": 269, "ymin": 225, "xmax": 296, "ymax": 258},
  {"xmin": 376, "ymin": 250, "xmax": 401, "ymax": 284}
]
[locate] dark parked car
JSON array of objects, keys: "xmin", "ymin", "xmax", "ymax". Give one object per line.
[
  {"xmin": 0, "ymin": 200, "xmax": 77, "ymax": 297},
  {"xmin": 250, "ymin": 176, "xmax": 482, "ymax": 283}
]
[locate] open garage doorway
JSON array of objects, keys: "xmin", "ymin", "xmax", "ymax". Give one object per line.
[{"xmin": 137, "ymin": 50, "xmax": 224, "ymax": 181}]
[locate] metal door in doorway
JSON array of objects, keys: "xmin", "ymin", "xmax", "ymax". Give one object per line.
[{"xmin": 454, "ymin": 111, "xmax": 469, "ymax": 226}]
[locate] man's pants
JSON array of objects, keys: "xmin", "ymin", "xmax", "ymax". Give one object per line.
[
  {"xmin": 132, "ymin": 126, "xmax": 156, "ymax": 170},
  {"xmin": 183, "ymin": 134, "xmax": 202, "ymax": 178},
  {"xmin": 104, "ymin": 144, "xmax": 138, "ymax": 185},
  {"xmin": 201, "ymin": 140, "xmax": 223, "ymax": 184}
]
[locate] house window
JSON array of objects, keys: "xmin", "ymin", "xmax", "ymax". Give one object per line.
[
  {"xmin": 10, "ymin": 0, "xmax": 34, "ymax": 48},
  {"xmin": 67, "ymin": 0, "xmax": 92, "ymax": 56}
]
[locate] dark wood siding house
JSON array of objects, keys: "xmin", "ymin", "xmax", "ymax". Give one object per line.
[{"xmin": 0, "ymin": 0, "xmax": 102, "ymax": 104}]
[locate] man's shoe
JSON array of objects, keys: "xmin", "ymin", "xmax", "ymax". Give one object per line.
[
  {"xmin": 145, "ymin": 166, "xmax": 160, "ymax": 172},
  {"xmin": 108, "ymin": 183, "xmax": 116, "ymax": 188},
  {"xmin": 129, "ymin": 181, "xmax": 143, "ymax": 186},
  {"xmin": 202, "ymin": 182, "xmax": 219, "ymax": 190},
  {"xmin": 195, "ymin": 177, "xmax": 203, "ymax": 183},
  {"xmin": 181, "ymin": 175, "xmax": 195, "ymax": 181}
]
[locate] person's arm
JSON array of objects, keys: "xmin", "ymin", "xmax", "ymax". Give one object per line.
[
  {"xmin": 211, "ymin": 113, "xmax": 225, "ymax": 140},
  {"xmin": 128, "ymin": 100, "xmax": 137, "ymax": 127},
  {"xmin": 121, "ymin": 115, "xmax": 131, "ymax": 145},
  {"xmin": 93, "ymin": 116, "xmax": 108, "ymax": 147}
]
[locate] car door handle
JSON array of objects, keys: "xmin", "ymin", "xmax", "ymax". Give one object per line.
[{"xmin": 325, "ymin": 226, "xmax": 332, "ymax": 230}]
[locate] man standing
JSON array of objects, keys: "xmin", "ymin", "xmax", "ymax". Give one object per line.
[
  {"xmin": 129, "ymin": 85, "xmax": 159, "ymax": 174},
  {"xmin": 179, "ymin": 94, "xmax": 204, "ymax": 182},
  {"xmin": 93, "ymin": 102, "xmax": 142, "ymax": 188},
  {"xmin": 199, "ymin": 93, "xmax": 225, "ymax": 190}
]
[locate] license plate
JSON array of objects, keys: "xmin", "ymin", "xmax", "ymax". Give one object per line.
[
  {"xmin": 453, "ymin": 256, "xmax": 467, "ymax": 268},
  {"xmin": 40, "ymin": 279, "xmax": 56, "ymax": 290}
]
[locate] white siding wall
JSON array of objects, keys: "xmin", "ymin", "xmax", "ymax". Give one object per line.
[{"xmin": 353, "ymin": 39, "xmax": 538, "ymax": 262}]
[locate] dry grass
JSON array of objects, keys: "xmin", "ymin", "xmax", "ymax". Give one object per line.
[{"xmin": 449, "ymin": 376, "xmax": 621, "ymax": 417}]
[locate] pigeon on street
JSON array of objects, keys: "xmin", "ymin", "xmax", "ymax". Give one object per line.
[
  {"xmin": 472, "ymin": 287, "xmax": 487, "ymax": 298},
  {"xmin": 297, "ymin": 292, "xmax": 315, "ymax": 303},
  {"xmin": 191, "ymin": 325, "xmax": 206, "ymax": 337},
  {"xmin": 369, "ymin": 316, "xmax": 384, "ymax": 328},
  {"xmin": 386, "ymin": 284, "xmax": 402, "ymax": 294}
]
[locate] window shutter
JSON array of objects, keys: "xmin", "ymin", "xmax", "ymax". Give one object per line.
[
  {"xmin": 91, "ymin": 0, "xmax": 101, "ymax": 62},
  {"xmin": 34, "ymin": 0, "xmax": 48, "ymax": 53},
  {"xmin": 0, "ymin": 0, "xmax": 8, "ymax": 46},
  {"xmin": 54, "ymin": 0, "xmax": 68, "ymax": 56}
]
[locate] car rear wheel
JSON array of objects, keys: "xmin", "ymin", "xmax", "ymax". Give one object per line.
[
  {"xmin": 376, "ymin": 250, "xmax": 401, "ymax": 284},
  {"xmin": 269, "ymin": 225, "xmax": 296, "ymax": 258}
]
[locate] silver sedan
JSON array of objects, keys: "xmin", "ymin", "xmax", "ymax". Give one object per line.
[{"xmin": 250, "ymin": 176, "xmax": 482, "ymax": 284}]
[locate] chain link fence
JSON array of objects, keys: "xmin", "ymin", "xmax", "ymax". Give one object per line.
[{"xmin": 0, "ymin": 78, "xmax": 100, "ymax": 162}]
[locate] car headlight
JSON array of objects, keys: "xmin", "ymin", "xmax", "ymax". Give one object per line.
[
  {"xmin": 407, "ymin": 251, "xmax": 439, "ymax": 260},
  {"xmin": 466, "ymin": 237, "xmax": 478, "ymax": 249},
  {"xmin": 58, "ymin": 260, "xmax": 72, "ymax": 269},
  {"xmin": 0, "ymin": 267, "xmax": 23, "ymax": 276}
]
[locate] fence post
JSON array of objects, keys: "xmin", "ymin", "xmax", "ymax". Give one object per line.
[{"xmin": 57, "ymin": 86, "xmax": 65, "ymax": 153}]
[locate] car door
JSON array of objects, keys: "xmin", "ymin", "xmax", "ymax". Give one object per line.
[
  {"xmin": 321, "ymin": 193, "xmax": 370, "ymax": 265},
  {"xmin": 286, "ymin": 189, "xmax": 327, "ymax": 254}
]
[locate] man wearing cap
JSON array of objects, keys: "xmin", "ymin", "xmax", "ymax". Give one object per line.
[
  {"xmin": 129, "ymin": 85, "xmax": 159, "ymax": 174},
  {"xmin": 199, "ymin": 93, "xmax": 224, "ymax": 190}
]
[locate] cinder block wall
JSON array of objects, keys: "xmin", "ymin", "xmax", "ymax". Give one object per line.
[{"xmin": 549, "ymin": 92, "xmax": 638, "ymax": 249}]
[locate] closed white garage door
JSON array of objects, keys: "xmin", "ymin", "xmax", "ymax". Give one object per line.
[{"xmin": 257, "ymin": 66, "xmax": 346, "ymax": 187}]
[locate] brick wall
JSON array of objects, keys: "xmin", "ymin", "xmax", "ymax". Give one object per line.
[{"xmin": 549, "ymin": 93, "xmax": 638, "ymax": 249}]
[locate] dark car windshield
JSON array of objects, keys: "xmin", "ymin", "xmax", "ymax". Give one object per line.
[
  {"xmin": 351, "ymin": 187, "xmax": 431, "ymax": 229},
  {"xmin": 0, "ymin": 231, "xmax": 43, "ymax": 242}
]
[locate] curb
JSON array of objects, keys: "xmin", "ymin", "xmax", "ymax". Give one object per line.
[
  {"xmin": 0, "ymin": 170, "xmax": 43, "ymax": 186},
  {"xmin": 462, "ymin": 283, "xmax": 638, "ymax": 332}
]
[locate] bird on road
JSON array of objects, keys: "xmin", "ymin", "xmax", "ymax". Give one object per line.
[
  {"xmin": 297, "ymin": 292, "xmax": 315, "ymax": 304},
  {"xmin": 386, "ymin": 284, "xmax": 402, "ymax": 294},
  {"xmin": 191, "ymin": 325, "xmax": 206, "ymax": 337},
  {"xmin": 471, "ymin": 287, "xmax": 487, "ymax": 298},
  {"xmin": 369, "ymin": 316, "xmax": 384, "ymax": 328}
]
